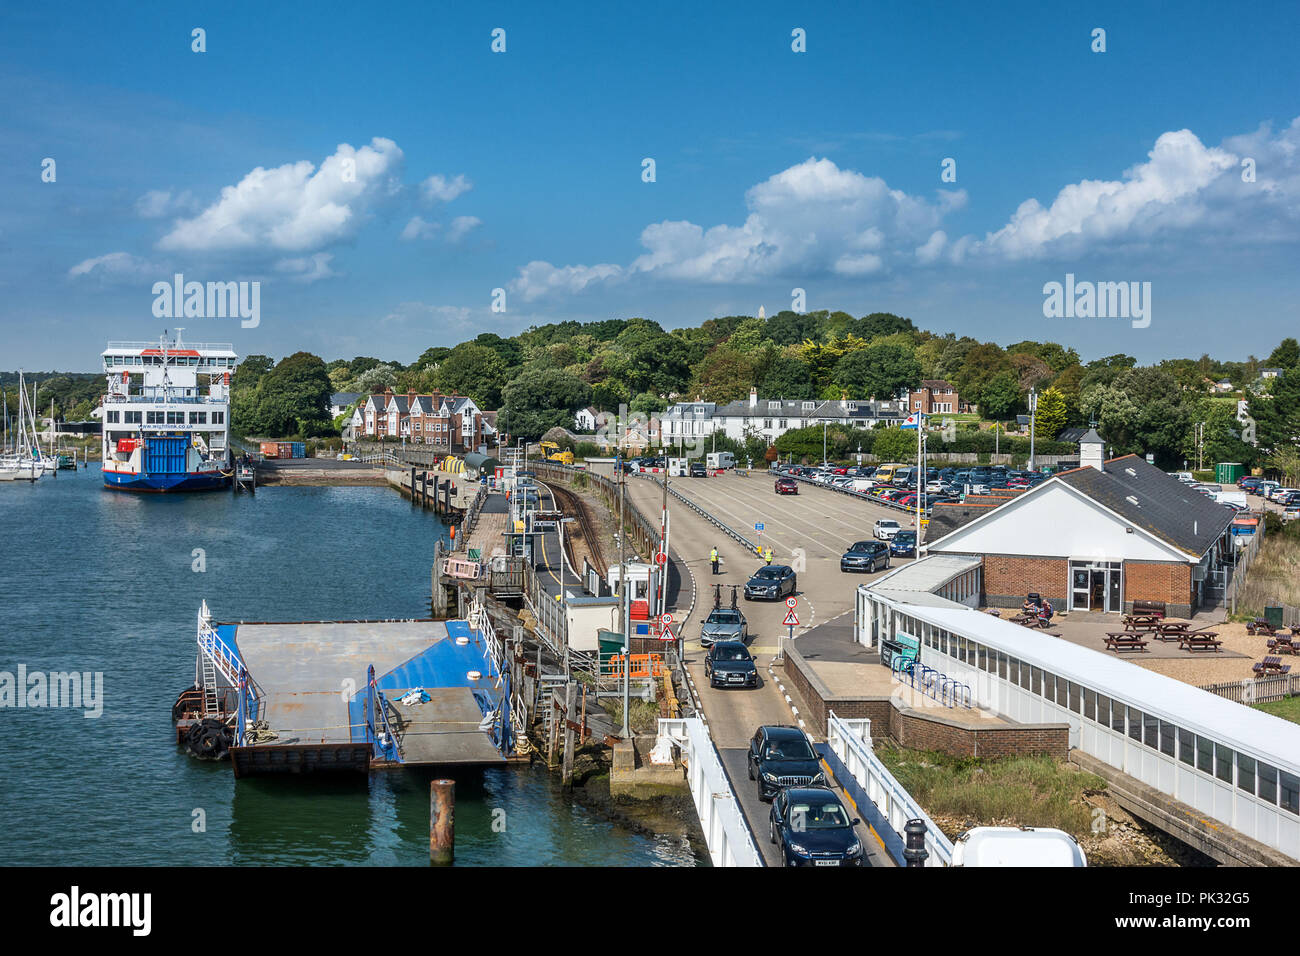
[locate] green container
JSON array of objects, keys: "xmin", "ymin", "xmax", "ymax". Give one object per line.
[
  {"xmin": 1216, "ymin": 462, "xmax": 1244, "ymax": 484},
  {"xmin": 1266, "ymin": 606, "xmax": 1284, "ymax": 629},
  {"xmin": 598, "ymin": 629, "xmax": 625, "ymax": 672}
]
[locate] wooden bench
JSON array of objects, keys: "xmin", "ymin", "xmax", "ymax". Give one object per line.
[
  {"xmin": 1178, "ymin": 634, "xmax": 1222, "ymax": 652},
  {"xmin": 1104, "ymin": 633, "xmax": 1149, "ymax": 653},
  {"xmin": 1253, "ymin": 656, "xmax": 1291, "ymax": 676},
  {"xmin": 1131, "ymin": 600, "xmax": 1167, "ymax": 619}
]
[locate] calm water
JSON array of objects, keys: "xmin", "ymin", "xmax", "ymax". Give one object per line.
[{"xmin": 0, "ymin": 468, "xmax": 698, "ymax": 866}]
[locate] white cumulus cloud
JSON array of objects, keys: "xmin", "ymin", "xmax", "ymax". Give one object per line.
[
  {"xmin": 68, "ymin": 251, "xmax": 158, "ymax": 281},
  {"xmin": 157, "ymin": 137, "xmax": 405, "ymax": 253},
  {"xmin": 420, "ymin": 173, "xmax": 472, "ymax": 203}
]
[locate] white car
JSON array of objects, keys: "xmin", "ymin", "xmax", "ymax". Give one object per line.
[
  {"xmin": 1282, "ymin": 506, "xmax": 1300, "ymax": 522},
  {"xmin": 1271, "ymin": 487, "xmax": 1300, "ymax": 502},
  {"xmin": 874, "ymin": 519, "xmax": 902, "ymax": 540},
  {"xmin": 926, "ymin": 479, "xmax": 944, "ymax": 493}
]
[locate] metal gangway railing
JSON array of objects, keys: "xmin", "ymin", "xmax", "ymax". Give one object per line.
[
  {"xmin": 657, "ymin": 718, "xmax": 762, "ymax": 867},
  {"xmin": 365, "ymin": 664, "xmax": 402, "ymax": 761},
  {"xmin": 824, "ymin": 712, "xmax": 954, "ymax": 867}
]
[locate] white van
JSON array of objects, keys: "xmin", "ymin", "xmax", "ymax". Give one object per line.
[
  {"xmin": 706, "ymin": 451, "xmax": 735, "ymax": 470},
  {"xmin": 851, "ymin": 477, "xmax": 877, "ymax": 493}
]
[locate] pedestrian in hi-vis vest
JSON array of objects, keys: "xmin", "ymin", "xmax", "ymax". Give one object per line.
[
  {"xmin": 710, "ymin": 547, "xmax": 719, "ymax": 575},
  {"xmin": 764, "ymin": 546, "xmax": 773, "ymax": 565}
]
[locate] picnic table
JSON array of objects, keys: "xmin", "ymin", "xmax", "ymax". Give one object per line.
[
  {"xmin": 1178, "ymin": 633, "xmax": 1222, "ymax": 652},
  {"xmin": 1254, "ymin": 656, "xmax": 1292, "ymax": 676},
  {"xmin": 1267, "ymin": 635, "xmax": 1297, "ymax": 654},
  {"xmin": 1150, "ymin": 620, "xmax": 1194, "ymax": 641},
  {"xmin": 1104, "ymin": 632, "xmax": 1149, "ymax": 653},
  {"xmin": 1123, "ymin": 615, "xmax": 1162, "ymax": 632},
  {"xmin": 1248, "ymin": 618, "xmax": 1278, "ymax": 636}
]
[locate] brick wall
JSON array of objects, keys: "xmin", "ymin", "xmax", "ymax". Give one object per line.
[
  {"xmin": 784, "ymin": 646, "xmax": 1068, "ymax": 759},
  {"xmin": 1124, "ymin": 561, "xmax": 1192, "ymax": 617},
  {"xmin": 980, "ymin": 554, "xmax": 1069, "ymax": 608}
]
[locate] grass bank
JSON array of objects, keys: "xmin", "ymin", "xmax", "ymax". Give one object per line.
[{"xmin": 1237, "ymin": 533, "xmax": 1300, "ymax": 616}]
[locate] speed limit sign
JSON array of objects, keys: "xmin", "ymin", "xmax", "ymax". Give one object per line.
[
  {"xmin": 785, "ymin": 596, "xmax": 797, "ymax": 608},
  {"xmin": 662, "ymin": 613, "xmax": 673, "ymax": 626}
]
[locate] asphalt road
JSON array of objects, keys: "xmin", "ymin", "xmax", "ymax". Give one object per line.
[{"xmin": 609, "ymin": 467, "xmax": 893, "ymax": 866}]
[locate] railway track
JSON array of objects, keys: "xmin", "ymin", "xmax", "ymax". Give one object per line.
[{"xmin": 542, "ymin": 480, "xmax": 608, "ymax": 579}]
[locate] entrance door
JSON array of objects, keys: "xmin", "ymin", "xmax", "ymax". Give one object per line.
[
  {"xmin": 1090, "ymin": 570, "xmax": 1106, "ymax": 610},
  {"xmin": 1072, "ymin": 566, "xmax": 1091, "ymax": 610}
]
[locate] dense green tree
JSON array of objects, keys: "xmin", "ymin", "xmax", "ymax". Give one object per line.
[
  {"xmin": 1034, "ymin": 387, "xmax": 1069, "ymax": 440},
  {"xmin": 1267, "ymin": 337, "xmax": 1300, "ymax": 370},
  {"xmin": 1251, "ymin": 368, "xmax": 1300, "ymax": 454},
  {"xmin": 497, "ymin": 367, "xmax": 591, "ymax": 441},
  {"xmin": 833, "ymin": 344, "xmax": 921, "ymax": 399},
  {"xmin": 758, "ymin": 356, "xmax": 817, "ymax": 400},
  {"xmin": 435, "ymin": 342, "xmax": 508, "ymax": 408},
  {"xmin": 979, "ymin": 371, "xmax": 1022, "ymax": 420},
  {"xmin": 254, "ymin": 351, "xmax": 333, "ymax": 437},
  {"xmin": 691, "ymin": 347, "xmax": 758, "ymax": 403},
  {"xmin": 870, "ymin": 427, "xmax": 920, "ymax": 463}
]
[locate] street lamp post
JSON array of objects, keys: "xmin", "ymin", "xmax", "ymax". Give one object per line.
[{"xmin": 1028, "ymin": 388, "xmax": 1038, "ymax": 472}]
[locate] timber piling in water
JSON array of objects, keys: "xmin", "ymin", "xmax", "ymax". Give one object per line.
[{"xmin": 430, "ymin": 779, "xmax": 455, "ymax": 865}]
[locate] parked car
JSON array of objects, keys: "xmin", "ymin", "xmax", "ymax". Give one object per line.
[
  {"xmin": 774, "ymin": 476, "xmax": 799, "ymax": 495},
  {"xmin": 1283, "ymin": 506, "xmax": 1300, "ymax": 522},
  {"xmin": 704, "ymin": 641, "xmax": 758, "ymax": 689},
  {"xmin": 889, "ymin": 531, "xmax": 917, "ymax": 557},
  {"xmin": 874, "ymin": 518, "xmax": 902, "ymax": 540},
  {"xmin": 840, "ymin": 539, "xmax": 890, "ymax": 573},
  {"xmin": 744, "ymin": 565, "xmax": 797, "ymax": 600},
  {"xmin": 769, "ymin": 787, "xmax": 864, "ymax": 866},
  {"xmin": 700, "ymin": 606, "xmax": 748, "ymax": 646},
  {"xmin": 747, "ymin": 725, "xmax": 825, "ymax": 801}
]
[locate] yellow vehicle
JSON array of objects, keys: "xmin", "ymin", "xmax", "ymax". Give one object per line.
[
  {"xmin": 539, "ymin": 441, "xmax": 574, "ymax": 465},
  {"xmin": 873, "ymin": 462, "xmax": 903, "ymax": 483}
]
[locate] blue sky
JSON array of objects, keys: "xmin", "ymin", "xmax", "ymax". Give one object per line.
[{"xmin": 2, "ymin": 0, "xmax": 1298, "ymax": 370}]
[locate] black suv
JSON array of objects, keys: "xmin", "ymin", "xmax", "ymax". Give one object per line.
[
  {"xmin": 704, "ymin": 641, "xmax": 758, "ymax": 689},
  {"xmin": 840, "ymin": 539, "xmax": 889, "ymax": 573},
  {"xmin": 743, "ymin": 565, "xmax": 797, "ymax": 600},
  {"xmin": 769, "ymin": 786, "xmax": 864, "ymax": 866},
  {"xmin": 689, "ymin": 461, "xmax": 707, "ymax": 477},
  {"xmin": 747, "ymin": 725, "xmax": 825, "ymax": 800}
]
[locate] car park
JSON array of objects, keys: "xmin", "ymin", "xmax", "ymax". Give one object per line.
[
  {"xmin": 747, "ymin": 726, "xmax": 825, "ymax": 801},
  {"xmin": 840, "ymin": 539, "xmax": 890, "ymax": 573},
  {"xmin": 874, "ymin": 519, "xmax": 902, "ymax": 539},
  {"xmin": 744, "ymin": 565, "xmax": 797, "ymax": 600},
  {"xmin": 774, "ymin": 476, "xmax": 799, "ymax": 495},
  {"xmin": 769, "ymin": 787, "xmax": 864, "ymax": 866},
  {"xmin": 704, "ymin": 641, "xmax": 758, "ymax": 688},
  {"xmin": 700, "ymin": 606, "xmax": 748, "ymax": 646},
  {"xmin": 889, "ymin": 530, "xmax": 917, "ymax": 557}
]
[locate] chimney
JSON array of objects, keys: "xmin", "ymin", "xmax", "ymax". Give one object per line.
[
  {"xmin": 1079, "ymin": 429, "xmax": 1105, "ymax": 471},
  {"xmin": 749, "ymin": 387, "xmax": 758, "ymax": 409}
]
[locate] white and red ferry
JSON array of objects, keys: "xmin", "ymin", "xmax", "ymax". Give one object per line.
[{"xmin": 99, "ymin": 332, "xmax": 239, "ymax": 492}]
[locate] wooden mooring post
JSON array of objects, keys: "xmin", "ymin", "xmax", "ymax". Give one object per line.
[
  {"xmin": 430, "ymin": 779, "xmax": 455, "ymax": 865},
  {"xmin": 562, "ymin": 682, "xmax": 576, "ymax": 789}
]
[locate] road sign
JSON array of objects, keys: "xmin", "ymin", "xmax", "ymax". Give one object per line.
[
  {"xmin": 785, "ymin": 596, "xmax": 797, "ymax": 608},
  {"xmin": 659, "ymin": 622, "xmax": 676, "ymax": 642},
  {"xmin": 755, "ymin": 522, "xmax": 764, "ymax": 533},
  {"xmin": 655, "ymin": 551, "xmax": 667, "ymax": 566},
  {"xmin": 661, "ymin": 613, "xmax": 673, "ymax": 626},
  {"xmin": 782, "ymin": 608, "xmax": 800, "ymax": 627}
]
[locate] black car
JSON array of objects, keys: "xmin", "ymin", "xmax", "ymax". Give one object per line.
[
  {"xmin": 704, "ymin": 641, "xmax": 759, "ymax": 689},
  {"xmin": 747, "ymin": 726, "xmax": 825, "ymax": 801},
  {"xmin": 769, "ymin": 787, "xmax": 864, "ymax": 866},
  {"xmin": 743, "ymin": 565, "xmax": 797, "ymax": 600},
  {"xmin": 840, "ymin": 539, "xmax": 889, "ymax": 573},
  {"xmin": 689, "ymin": 461, "xmax": 707, "ymax": 477}
]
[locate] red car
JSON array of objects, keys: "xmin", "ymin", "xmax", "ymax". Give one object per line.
[{"xmin": 775, "ymin": 477, "xmax": 799, "ymax": 495}]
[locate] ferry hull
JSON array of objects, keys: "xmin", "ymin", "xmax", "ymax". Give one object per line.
[{"xmin": 103, "ymin": 470, "xmax": 230, "ymax": 492}]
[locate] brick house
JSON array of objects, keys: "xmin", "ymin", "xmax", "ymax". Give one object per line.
[
  {"xmin": 906, "ymin": 379, "xmax": 970, "ymax": 415},
  {"xmin": 353, "ymin": 389, "xmax": 498, "ymax": 454},
  {"xmin": 926, "ymin": 433, "xmax": 1236, "ymax": 617}
]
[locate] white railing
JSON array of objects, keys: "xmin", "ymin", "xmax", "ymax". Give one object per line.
[
  {"xmin": 658, "ymin": 718, "xmax": 763, "ymax": 867},
  {"xmin": 826, "ymin": 710, "xmax": 954, "ymax": 866},
  {"xmin": 196, "ymin": 600, "xmax": 241, "ymax": 687}
]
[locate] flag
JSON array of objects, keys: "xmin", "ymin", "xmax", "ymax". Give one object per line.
[{"xmin": 901, "ymin": 412, "xmax": 923, "ymax": 430}]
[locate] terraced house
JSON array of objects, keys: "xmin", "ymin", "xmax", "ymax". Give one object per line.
[
  {"xmin": 353, "ymin": 388, "xmax": 499, "ymax": 454},
  {"xmin": 660, "ymin": 387, "xmax": 906, "ymax": 445}
]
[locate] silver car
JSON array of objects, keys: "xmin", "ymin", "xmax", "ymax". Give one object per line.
[{"xmin": 700, "ymin": 607, "xmax": 748, "ymax": 647}]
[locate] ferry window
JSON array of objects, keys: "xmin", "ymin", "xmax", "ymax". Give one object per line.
[
  {"xmin": 167, "ymin": 412, "xmax": 183, "ymax": 424},
  {"xmin": 212, "ymin": 412, "xmax": 224, "ymax": 424},
  {"xmin": 1279, "ymin": 772, "xmax": 1299, "ymax": 814},
  {"xmin": 147, "ymin": 411, "xmax": 163, "ymax": 424},
  {"xmin": 190, "ymin": 412, "xmax": 207, "ymax": 424},
  {"xmin": 125, "ymin": 411, "xmax": 142, "ymax": 424},
  {"xmin": 1196, "ymin": 736, "xmax": 1213, "ymax": 774},
  {"xmin": 1110, "ymin": 701, "xmax": 1125, "ymax": 734},
  {"xmin": 1069, "ymin": 682, "xmax": 1081, "ymax": 714},
  {"xmin": 1215, "ymin": 745, "xmax": 1234, "ymax": 784},
  {"xmin": 1178, "ymin": 728, "xmax": 1194, "ymax": 765},
  {"xmin": 106, "ymin": 411, "xmax": 120, "ymax": 423},
  {"xmin": 1083, "ymin": 689, "xmax": 1095, "ymax": 721},
  {"xmin": 1127, "ymin": 707, "xmax": 1143, "ymax": 742},
  {"xmin": 1159, "ymin": 721, "xmax": 1175, "ymax": 757},
  {"xmin": 1259, "ymin": 764, "xmax": 1278, "ymax": 804},
  {"xmin": 1238, "ymin": 754, "xmax": 1256, "ymax": 795},
  {"xmin": 1143, "ymin": 712, "xmax": 1158, "ymax": 748}
]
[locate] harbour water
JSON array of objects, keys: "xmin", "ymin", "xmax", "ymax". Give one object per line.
[{"xmin": 0, "ymin": 468, "xmax": 699, "ymax": 865}]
